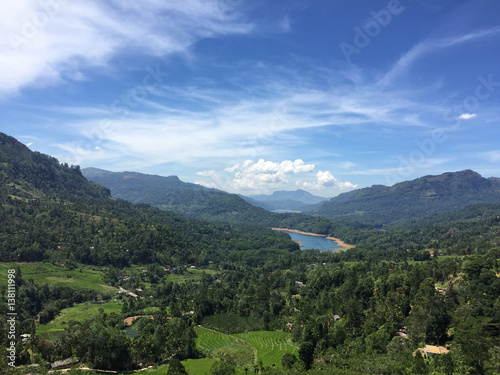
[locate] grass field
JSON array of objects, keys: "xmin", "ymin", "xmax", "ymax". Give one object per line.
[
  {"xmin": 234, "ymin": 331, "xmax": 298, "ymax": 369},
  {"xmin": 36, "ymin": 301, "xmax": 123, "ymax": 336},
  {"xmin": 95, "ymin": 328, "xmax": 297, "ymax": 374},
  {"xmin": 0, "ymin": 262, "xmax": 116, "ymax": 293},
  {"xmin": 195, "ymin": 327, "xmax": 255, "ymax": 369}
]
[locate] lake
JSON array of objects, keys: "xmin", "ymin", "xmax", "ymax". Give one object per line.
[{"xmin": 280, "ymin": 230, "xmax": 342, "ymax": 252}]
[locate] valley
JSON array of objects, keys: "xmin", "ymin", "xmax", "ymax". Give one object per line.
[{"xmin": 1, "ymin": 132, "xmax": 500, "ymax": 374}]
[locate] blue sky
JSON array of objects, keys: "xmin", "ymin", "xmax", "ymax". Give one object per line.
[{"xmin": 1, "ymin": 0, "xmax": 500, "ymax": 196}]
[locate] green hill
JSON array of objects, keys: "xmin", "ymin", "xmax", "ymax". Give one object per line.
[
  {"xmin": 82, "ymin": 167, "xmax": 278, "ymax": 224},
  {"xmin": 0, "ymin": 132, "xmax": 298, "ymax": 265},
  {"xmin": 309, "ymin": 170, "xmax": 500, "ymax": 226}
]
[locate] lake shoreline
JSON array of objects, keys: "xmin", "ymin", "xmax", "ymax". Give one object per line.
[{"xmin": 272, "ymin": 228, "xmax": 354, "ymax": 249}]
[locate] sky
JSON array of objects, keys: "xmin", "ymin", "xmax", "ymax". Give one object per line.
[{"xmin": 1, "ymin": 0, "xmax": 500, "ymax": 197}]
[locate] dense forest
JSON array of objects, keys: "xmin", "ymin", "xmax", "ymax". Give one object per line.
[
  {"xmin": 1, "ymin": 132, "xmax": 500, "ymax": 374},
  {"xmin": 309, "ymin": 170, "xmax": 500, "ymax": 226}
]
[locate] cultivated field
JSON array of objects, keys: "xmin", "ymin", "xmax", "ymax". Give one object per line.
[{"xmin": 0, "ymin": 262, "xmax": 116, "ymax": 293}]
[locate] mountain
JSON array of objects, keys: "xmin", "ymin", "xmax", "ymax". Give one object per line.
[
  {"xmin": 308, "ymin": 170, "xmax": 500, "ymax": 226},
  {"xmin": 248, "ymin": 189, "xmax": 327, "ymax": 204},
  {"xmin": 0, "ymin": 135, "xmax": 109, "ymax": 200},
  {"xmin": 0, "ymin": 132, "xmax": 299, "ymax": 264},
  {"xmin": 241, "ymin": 189, "xmax": 327, "ymax": 212},
  {"xmin": 82, "ymin": 167, "xmax": 280, "ymax": 224},
  {"xmin": 81, "ymin": 168, "xmax": 365, "ymax": 239}
]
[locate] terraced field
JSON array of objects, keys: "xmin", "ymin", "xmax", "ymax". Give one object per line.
[
  {"xmin": 234, "ymin": 331, "xmax": 299, "ymax": 369},
  {"xmin": 195, "ymin": 327, "xmax": 298, "ymax": 371}
]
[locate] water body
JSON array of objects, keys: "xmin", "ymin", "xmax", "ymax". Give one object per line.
[{"xmin": 282, "ymin": 231, "xmax": 342, "ymax": 252}]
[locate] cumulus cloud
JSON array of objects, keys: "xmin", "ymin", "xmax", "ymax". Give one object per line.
[
  {"xmin": 458, "ymin": 113, "xmax": 477, "ymax": 120},
  {"xmin": 228, "ymin": 159, "xmax": 315, "ymax": 190},
  {"xmin": 196, "ymin": 159, "xmax": 357, "ymax": 195},
  {"xmin": 297, "ymin": 171, "xmax": 357, "ymax": 191}
]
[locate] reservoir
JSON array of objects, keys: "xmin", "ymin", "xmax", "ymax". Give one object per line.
[{"xmin": 280, "ymin": 230, "xmax": 342, "ymax": 252}]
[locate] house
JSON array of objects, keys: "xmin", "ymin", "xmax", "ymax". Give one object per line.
[{"xmin": 417, "ymin": 345, "xmax": 450, "ymax": 357}]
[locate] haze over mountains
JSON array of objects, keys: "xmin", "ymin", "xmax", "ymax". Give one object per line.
[{"xmin": 242, "ymin": 189, "xmax": 328, "ymax": 212}]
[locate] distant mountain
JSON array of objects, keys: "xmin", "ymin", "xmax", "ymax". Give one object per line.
[
  {"xmin": 82, "ymin": 167, "xmax": 278, "ymax": 223},
  {"xmin": 241, "ymin": 190, "xmax": 327, "ymax": 212},
  {"xmin": 81, "ymin": 168, "xmax": 359, "ymax": 237},
  {"xmin": 308, "ymin": 170, "xmax": 500, "ymax": 226},
  {"xmin": 248, "ymin": 189, "xmax": 327, "ymax": 204}
]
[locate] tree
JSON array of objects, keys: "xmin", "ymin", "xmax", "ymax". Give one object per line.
[
  {"xmin": 167, "ymin": 358, "xmax": 188, "ymax": 375},
  {"xmin": 281, "ymin": 353, "xmax": 297, "ymax": 369},
  {"xmin": 210, "ymin": 356, "xmax": 236, "ymax": 375},
  {"xmin": 299, "ymin": 341, "xmax": 315, "ymax": 370}
]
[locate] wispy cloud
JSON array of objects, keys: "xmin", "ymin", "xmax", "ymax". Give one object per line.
[
  {"xmin": 0, "ymin": 0, "xmax": 252, "ymax": 94},
  {"xmin": 481, "ymin": 150, "xmax": 500, "ymax": 163},
  {"xmin": 381, "ymin": 27, "xmax": 500, "ymax": 85}
]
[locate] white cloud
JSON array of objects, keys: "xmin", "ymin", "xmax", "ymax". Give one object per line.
[
  {"xmin": 196, "ymin": 159, "xmax": 357, "ymax": 195},
  {"xmin": 297, "ymin": 171, "xmax": 357, "ymax": 191},
  {"xmin": 229, "ymin": 159, "xmax": 315, "ymax": 190},
  {"xmin": 458, "ymin": 113, "xmax": 477, "ymax": 120},
  {"xmin": 0, "ymin": 0, "xmax": 252, "ymax": 94},
  {"xmin": 381, "ymin": 27, "xmax": 500, "ymax": 85}
]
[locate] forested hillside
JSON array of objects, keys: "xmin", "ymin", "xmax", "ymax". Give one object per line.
[
  {"xmin": 81, "ymin": 167, "xmax": 369, "ymax": 240},
  {"xmin": 1, "ymin": 133, "xmax": 500, "ymax": 374},
  {"xmin": 309, "ymin": 170, "xmax": 500, "ymax": 226},
  {"xmin": 0, "ymin": 133, "xmax": 299, "ymax": 265}
]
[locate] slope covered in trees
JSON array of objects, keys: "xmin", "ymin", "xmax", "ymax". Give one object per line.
[
  {"xmin": 2, "ymin": 132, "xmax": 500, "ymax": 374},
  {"xmin": 0, "ymin": 132, "xmax": 299, "ymax": 265},
  {"xmin": 309, "ymin": 170, "xmax": 500, "ymax": 226}
]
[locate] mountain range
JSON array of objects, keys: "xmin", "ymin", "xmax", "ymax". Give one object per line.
[
  {"xmin": 309, "ymin": 170, "xmax": 500, "ymax": 226},
  {"xmin": 83, "ymin": 167, "xmax": 500, "ymax": 228},
  {"xmin": 241, "ymin": 189, "xmax": 327, "ymax": 212},
  {"xmin": 0, "ymin": 132, "xmax": 299, "ymax": 264}
]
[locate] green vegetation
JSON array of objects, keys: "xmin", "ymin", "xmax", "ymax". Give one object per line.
[
  {"xmin": 1, "ymin": 133, "xmax": 500, "ymax": 374},
  {"xmin": 311, "ymin": 170, "xmax": 500, "ymax": 226},
  {"xmin": 36, "ymin": 301, "xmax": 123, "ymax": 335},
  {"xmin": 234, "ymin": 331, "xmax": 298, "ymax": 369},
  {"xmin": 202, "ymin": 313, "xmax": 263, "ymax": 334},
  {"xmin": 182, "ymin": 358, "xmax": 218, "ymax": 374},
  {"xmin": 0, "ymin": 262, "xmax": 115, "ymax": 293}
]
